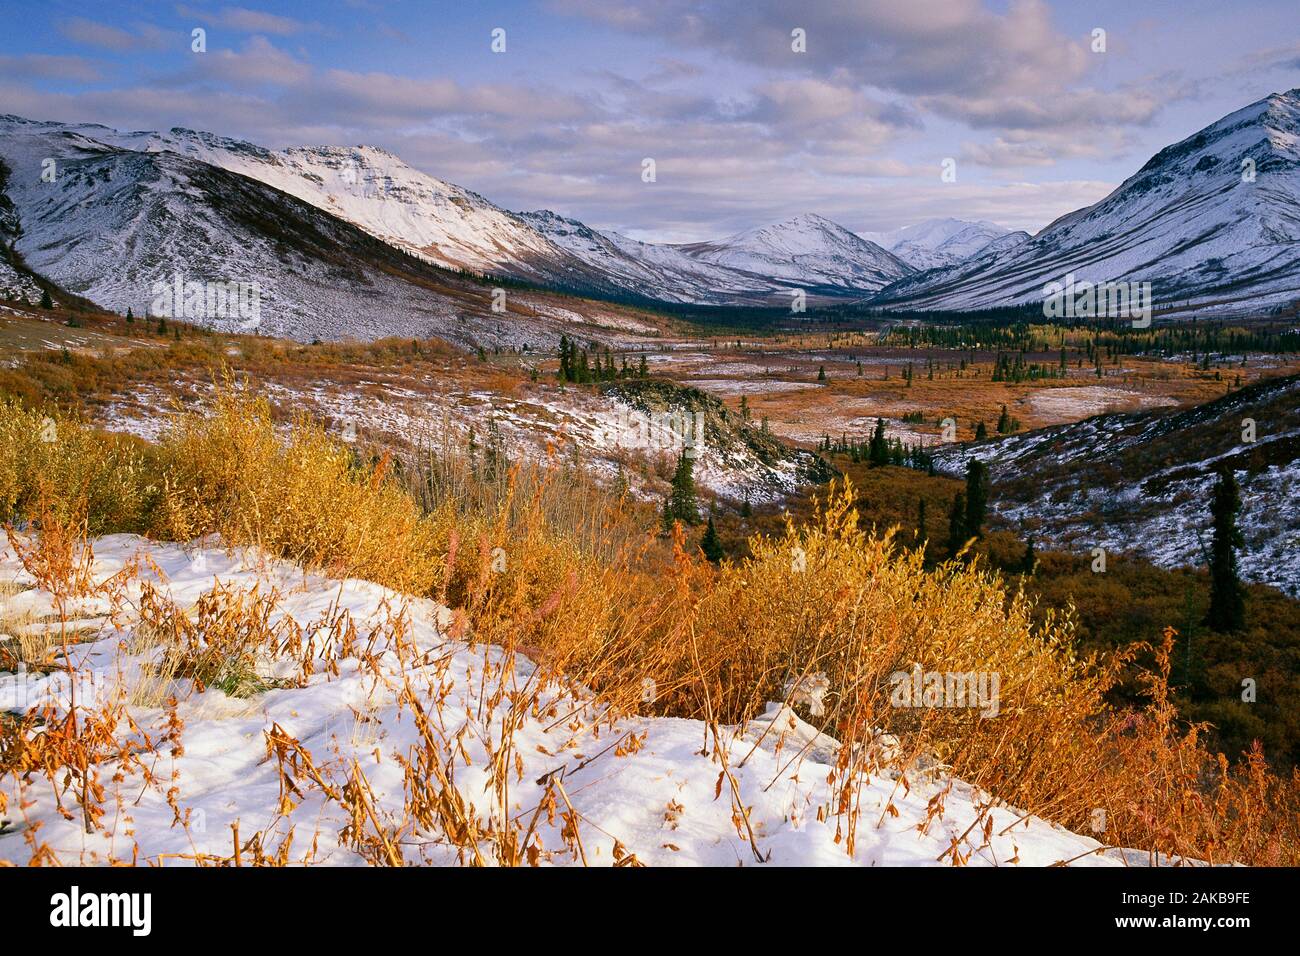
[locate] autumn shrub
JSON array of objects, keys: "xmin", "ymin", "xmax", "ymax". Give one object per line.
[{"xmin": 149, "ymin": 390, "xmax": 445, "ymax": 594}]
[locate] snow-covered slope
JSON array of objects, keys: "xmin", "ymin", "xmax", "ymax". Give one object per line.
[
  {"xmin": 875, "ymin": 89, "xmax": 1300, "ymax": 314},
  {"xmin": 0, "ymin": 117, "xmax": 501, "ymax": 342},
  {"xmin": 678, "ymin": 213, "xmax": 913, "ymax": 292},
  {"xmin": 931, "ymin": 373, "xmax": 1300, "ymax": 596},
  {"xmin": 971, "ymin": 229, "xmax": 1032, "ymax": 259},
  {"xmin": 97, "ymin": 124, "xmax": 573, "ymax": 281},
  {"xmin": 862, "ymin": 218, "xmax": 1011, "ymax": 271},
  {"xmin": 0, "ymin": 534, "xmax": 1162, "ymax": 866}
]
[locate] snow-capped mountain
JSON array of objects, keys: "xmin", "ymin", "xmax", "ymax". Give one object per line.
[
  {"xmin": 517, "ymin": 209, "xmax": 803, "ymax": 303},
  {"xmin": 0, "ymin": 115, "xmax": 561, "ymax": 344},
  {"xmin": 88, "ymin": 125, "xmax": 579, "ymax": 282},
  {"xmin": 677, "ymin": 213, "xmax": 913, "ymax": 291},
  {"xmin": 862, "ymin": 218, "xmax": 1011, "ymax": 271},
  {"xmin": 874, "ymin": 89, "xmax": 1300, "ymax": 314}
]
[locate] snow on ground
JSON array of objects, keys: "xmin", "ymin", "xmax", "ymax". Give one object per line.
[
  {"xmin": 933, "ymin": 387, "xmax": 1300, "ymax": 596},
  {"xmin": 684, "ymin": 378, "xmax": 822, "ymax": 395},
  {"xmin": 0, "ymin": 259, "xmax": 44, "ymax": 305},
  {"xmin": 92, "ymin": 373, "xmax": 810, "ymax": 506},
  {"xmin": 0, "ymin": 536, "xmax": 1161, "ymax": 866},
  {"xmin": 1028, "ymin": 386, "xmax": 1178, "ymax": 419}
]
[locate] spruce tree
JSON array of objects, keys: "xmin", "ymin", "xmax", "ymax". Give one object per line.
[
  {"xmin": 699, "ymin": 517, "xmax": 724, "ymax": 563},
  {"xmin": 1021, "ymin": 536, "xmax": 1037, "ymax": 575},
  {"xmin": 964, "ymin": 459, "xmax": 988, "ymax": 540},
  {"xmin": 660, "ymin": 497, "xmax": 675, "ymax": 534},
  {"xmin": 947, "ymin": 493, "xmax": 967, "ymax": 555},
  {"xmin": 665, "ymin": 450, "xmax": 699, "ymax": 526},
  {"xmin": 558, "ymin": 335, "xmax": 572, "ymax": 381},
  {"xmin": 868, "ymin": 418, "xmax": 888, "ymax": 466},
  {"xmin": 40, "ymin": 289, "xmax": 53, "ymax": 309},
  {"xmin": 1206, "ymin": 467, "xmax": 1246, "ymax": 632}
]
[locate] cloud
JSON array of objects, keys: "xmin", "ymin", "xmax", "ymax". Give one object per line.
[
  {"xmin": 0, "ymin": 55, "xmax": 104, "ymax": 83},
  {"xmin": 550, "ymin": 0, "xmax": 1178, "ymax": 163},
  {"xmin": 176, "ymin": 5, "xmax": 318, "ymax": 37},
  {"xmin": 57, "ymin": 18, "xmax": 173, "ymax": 52},
  {"xmin": 179, "ymin": 35, "xmax": 313, "ymax": 87},
  {"xmin": 553, "ymin": 0, "xmax": 1091, "ymax": 98}
]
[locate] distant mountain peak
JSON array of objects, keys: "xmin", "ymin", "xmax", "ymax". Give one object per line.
[{"xmin": 862, "ymin": 218, "xmax": 1013, "ymax": 271}]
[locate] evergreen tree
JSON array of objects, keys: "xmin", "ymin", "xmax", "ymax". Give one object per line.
[
  {"xmin": 637, "ymin": 354, "xmax": 649, "ymax": 378},
  {"xmin": 975, "ymin": 420, "xmax": 988, "ymax": 440},
  {"xmin": 916, "ymin": 497, "xmax": 927, "ymax": 542},
  {"xmin": 817, "ymin": 365, "xmax": 827, "ymax": 382},
  {"xmin": 660, "ymin": 497, "xmax": 675, "ymax": 534},
  {"xmin": 126, "ymin": 307, "xmax": 135, "ymax": 324},
  {"xmin": 699, "ymin": 517, "xmax": 725, "ymax": 563},
  {"xmin": 664, "ymin": 450, "xmax": 699, "ymax": 526},
  {"xmin": 964, "ymin": 459, "xmax": 989, "ymax": 539},
  {"xmin": 868, "ymin": 418, "xmax": 888, "ymax": 466},
  {"xmin": 947, "ymin": 493, "xmax": 967, "ymax": 554},
  {"xmin": 558, "ymin": 335, "xmax": 573, "ymax": 381},
  {"xmin": 40, "ymin": 289, "xmax": 53, "ymax": 309},
  {"xmin": 1021, "ymin": 536, "xmax": 1037, "ymax": 575},
  {"xmin": 997, "ymin": 405, "xmax": 1012, "ymax": 434},
  {"xmin": 1206, "ymin": 467, "xmax": 1246, "ymax": 632}
]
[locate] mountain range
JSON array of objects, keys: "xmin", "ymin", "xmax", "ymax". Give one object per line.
[
  {"xmin": 0, "ymin": 115, "xmax": 920, "ymax": 318},
  {"xmin": 2, "ymin": 87, "xmax": 1298, "ymax": 337}
]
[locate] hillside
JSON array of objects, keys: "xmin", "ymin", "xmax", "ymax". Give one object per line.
[{"xmin": 932, "ymin": 373, "xmax": 1300, "ymax": 595}]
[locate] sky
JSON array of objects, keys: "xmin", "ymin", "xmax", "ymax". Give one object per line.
[{"xmin": 1, "ymin": 0, "xmax": 1297, "ymax": 242}]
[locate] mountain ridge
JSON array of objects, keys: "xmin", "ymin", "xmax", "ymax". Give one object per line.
[{"xmin": 871, "ymin": 88, "xmax": 1300, "ymax": 315}]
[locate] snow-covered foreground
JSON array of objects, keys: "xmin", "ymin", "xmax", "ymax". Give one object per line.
[{"xmin": 0, "ymin": 536, "xmax": 1154, "ymax": 866}]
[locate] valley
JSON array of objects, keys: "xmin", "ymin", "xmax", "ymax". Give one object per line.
[{"xmin": 3, "ymin": 78, "xmax": 1300, "ymax": 872}]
